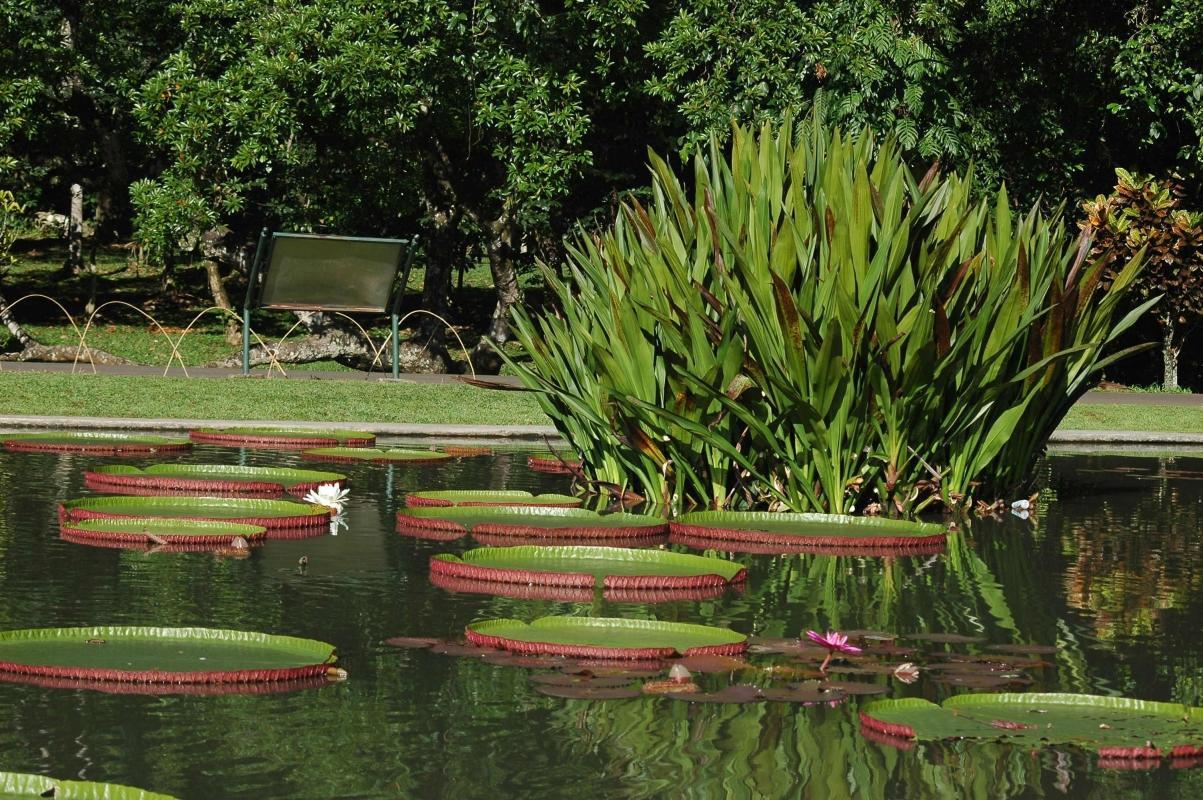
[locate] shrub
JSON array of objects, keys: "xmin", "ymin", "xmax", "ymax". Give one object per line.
[
  {"xmin": 506, "ymin": 116, "xmax": 1153, "ymax": 515},
  {"xmin": 1081, "ymin": 169, "xmax": 1203, "ymax": 390}
]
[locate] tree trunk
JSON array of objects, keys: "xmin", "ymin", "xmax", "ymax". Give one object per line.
[
  {"xmin": 203, "ymin": 257, "xmax": 241, "ymax": 345},
  {"xmin": 1162, "ymin": 315, "xmax": 1180, "ymax": 391},
  {"xmin": 0, "ymin": 290, "xmax": 132, "ymax": 364},
  {"xmin": 470, "ymin": 206, "xmax": 520, "ymax": 374}
]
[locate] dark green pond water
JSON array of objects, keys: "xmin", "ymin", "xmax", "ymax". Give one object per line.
[{"xmin": 0, "ymin": 438, "xmax": 1201, "ymax": 799}]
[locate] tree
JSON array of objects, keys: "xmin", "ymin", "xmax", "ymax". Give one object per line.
[
  {"xmin": 133, "ymin": 0, "xmax": 661, "ymax": 371},
  {"xmin": 1083, "ymin": 169, "xmax": 1203, "ymax": 390},
  {"xmin": 1104, "ymin": 0, "xmax": 1203, "ymax": 193}
]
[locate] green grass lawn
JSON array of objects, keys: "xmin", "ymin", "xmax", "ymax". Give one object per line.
[
  {"xmin": 1059, "ymin": 403, "xmax": 1203, "ymax": 434},
  {"xmin": 0, "ymin": 370, "xmax": 1200, "ymax": 434},
  {"xmin": 0, "ymin": 372, "xmax": 551, "ymax": 426}
]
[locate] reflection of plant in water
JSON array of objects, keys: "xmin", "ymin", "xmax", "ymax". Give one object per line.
[{"xmin": 1042, "ymin": 455, "xmax": 1203, "ymax": 642}]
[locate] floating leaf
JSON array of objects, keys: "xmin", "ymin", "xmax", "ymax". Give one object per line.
[
  {"xmin": 466, "ymin": 616, "xmax": 746, "ymax": 660},
  {"xmin": 0, "ymin": 626, "xmax": 337, "ymax": 686},
  {"xmin": 430, "ymin": 545, "xmax": 746, "ymax": 590},
  {"xmin": 190, "ymin": 427, "xmax": 375, "ymax": 449},
  {"xmin": 398, "ymin": 506, "xmax": 668, "ymax": 542},
  {"xmin": 860, "ymin": 694, "xmax": 1203, "ymax": 757},
  {"xmin": 85, "ymin": 463, "xmax": 346, "ymax": 497},
  {"xmin": 671, "ymin": 511, "xmax": 946, "ymax": 552},
  {"xmin": 304, "ymin": 447, "xmax": 452, "ymax": 464},
  {"xmin": 407, "ymin": 490, "xmax": 580, "ymax": 508},
  {"xmin": 2, "ymin": 432, "xmax": 190, "ymax": 455}
]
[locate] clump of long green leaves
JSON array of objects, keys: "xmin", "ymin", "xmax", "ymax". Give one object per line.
[{"xmin": 506, "ymin": 116, "xmax": 1153, "ymax": 515}]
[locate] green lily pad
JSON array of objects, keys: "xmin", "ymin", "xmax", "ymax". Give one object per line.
[
  {"xmin": 860, "ymin": 694, "xmax": 1203, "ymax": 757},
  {"xmin": 303, "ymin": 446, "xmax": 453, "ymax": 464},
  {"xmin": 0, "ymin": 626, "xmax": 338, "ymax": 685},
  {"xmin": 396, "ymin": 506, "xmax": 668, "ymax": 541},
  {"xmin": 431, "ymin": 545, "xmax": 747, "ymax": 588},
  {"xmin": 0, "ymin": 771, "xmax": 178, "ymax": 800},
  {"xmin": 670, "ymin": 511, "xmax": 946, "ymax": 551},
  {"xmin": 190, "ymin": 427, "xmax": 375, "ymax": 448},
  {"xmin": 59, "ymin": 518, "xmax": 267, "ymax": 549},
  {"xmin": 59, "ymin": 496, "xmax": 330, "ymax": 531},
  {"xmin": 466, "ymin": 616, "xmax": 747, "ymax": 659},
  {"xmin": 406, "ymin": 489, "xmax": 581, "ymax": 508},
  {"xmin": 86, "ymin": 463, "xmax": 346, "ymax": 496},
  {"xmin": 1, "ymin": 432, "xmax": 190, "ymax": 455}
]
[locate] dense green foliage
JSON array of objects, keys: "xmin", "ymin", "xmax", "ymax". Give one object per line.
[{"xmin": 507, "ymin": 118, "xmax": 1152, "ymax": 513}]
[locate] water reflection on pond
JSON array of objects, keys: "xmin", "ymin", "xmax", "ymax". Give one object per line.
[{"xmin": 0, "ymin": 439, "xmax": 1200, "ymax": 798}]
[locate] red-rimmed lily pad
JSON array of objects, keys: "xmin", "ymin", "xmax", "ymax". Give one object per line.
[
  {"xmin": 0, "ymin": 626, "xmax": 340, "ymax": 685},
  {"xmin": 0, "ymin": 771, "xmax": 178, "ymax": 799},
  {"xmin": 85, "ymin": 463, "xmax": 346, "ymax": 498},
  {"xmin": 429, "ymin": 545, "xmax": 746, "ymax": 590},
  {"xmin": 189, "ymin": 427, "xmax": 375, "ymax": 449},
  {"xmin": 669, "ymin": 532, "xmax": 947, "ymax": 557},
  {"xmin": 1, "ymin": 431, "xmax": 191, "ymax": 455},
  {"xmin": 466, "ymin": 616, "xmax": 747, "ymax": 660},
  {"xmin": 303, "ymin": 446, "xmax": 453, "ymax": 465},
  {"xmin": 669, "ymin": 511, "xmax": 947, "ymax": 552},
  {"xmin": 859, "ymin": 694, "xmax": 1203, "ymax": 760},
  {"xmin": 59, "ymin": 518, "xmax": 267, "ymax": 549},
  {"xmin": 406, "ymin": 489, "xmax": 581, "ymax": 508},
  {"xmin": 470, "ymin": 531, "xmax": 669, "ymax": 549},
  {"xmin": 59, "ymin": 495, "xmax": 331, "ymax": 532},
  {"xmin": 396, "ymin": 506, "xmax": 668, "ymax": 542},
  {"xmin": 527, "ymin": 454, "xmax": 582, "ymax": 474}
]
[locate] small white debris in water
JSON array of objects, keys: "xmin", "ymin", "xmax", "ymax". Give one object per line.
[{"xmin": 1011, "ymin": 499, "xmax": 1030, "ymax": 511}]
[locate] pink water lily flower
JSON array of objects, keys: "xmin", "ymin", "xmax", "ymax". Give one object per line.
[{"xmin": 806, "ymin": 630, "xmax": 862, "ymax": 673}]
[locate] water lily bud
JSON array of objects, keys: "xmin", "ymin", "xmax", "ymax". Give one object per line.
[
  {"xmin": 668, "ymin": 664, "xmax": 692, "ymax": 683},
  {"xmin": 893, "ymin": 662, "xmax": 920, "ymax": 684},
  {"xmin": 1011, "ymin": 499, "xmax": 1030, "ymax": 511}
]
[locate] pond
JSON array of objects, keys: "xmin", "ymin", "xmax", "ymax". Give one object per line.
[{"xmin": 0, "ymin": 437, "xmax": 1200, "ymax": 798}]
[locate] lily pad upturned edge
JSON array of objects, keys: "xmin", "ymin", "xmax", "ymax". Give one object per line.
[
  {"xmin": 406, "ymin": 489, "xmax": 582, "ymax": 508},
  {"xmin": 0, "ymin": 626, "xmax": 338, "ymax": 685},
  {"xmin": 302, "ymin": 446, "xmax": 454, "ymax": 465},
  {"xmin": 59, "ymin": 495, "xmax": 331, "ymax": 531},
  {"xmin": 859, "ymin": 693, "xmax": 1203, "ymax": 760},
  {"xmin": 1, "ymin": 432, "xmax": 191, "ymax": 455},
  {"xmin": 396, "ymin": 506, "xmax": 669, "ymax": 541},
  {"xmin": 430, "ymin": 545, "xmax": 747, "ymax": 589},
  {"xmin": 59, "ymin": 517, "xmax": 267, "ymax": 548},
  {"xmin": 465, "ymin": 616, "xmax": 747, "ymax": 660},
  {"xmin": 85, "ymin": 463, "xmax": 347, "ymax": 497},
  {"xmin": 670, "ymin": 511, "xmax": 947, "ymax": 551},
  {"xmin": 189, "ymin": 427, "xmax": 375, "ymax": 449}
]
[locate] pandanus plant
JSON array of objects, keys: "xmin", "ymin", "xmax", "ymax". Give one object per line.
[{"xmin": 505, "ymin": 114, "xmax": 1154, "ymax": 514}]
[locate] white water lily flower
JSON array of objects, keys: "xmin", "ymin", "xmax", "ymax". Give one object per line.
[
  {"xmin": 304, "ymin": 483, "xmax": 350, "ymax": 515},
  {"xmin": 893, "ymin": 662, "xmax": 920, "ymax": 684}
]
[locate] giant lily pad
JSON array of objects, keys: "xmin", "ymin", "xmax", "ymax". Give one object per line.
[
  {"xmin": 860, "ymin": 694, "xmax": 1203, "ymax": 759},
  {"xmin": 0, "ymin": 626, "xmax": 340, "ymax": 686},
  {"xmin": 302, "ymin": 446, "xmax": 453, "ymax": 465},
  {"xmin": 430, "ymin": 545, "xmax": 746, "ymax": 589},
  {"xmin": 465, "ymin": 616, "xmax": 747, "ymax": 659},
  {"xmin": 670, "ymin": 511, "xmax": 947, "ymax": 551},
  {"xmin": 406, "ymin": 490, "xmax": 581, "ymax": 508},
  {"xmin": 189, "ymin": 427, "xmax": 375, "ymax": 449},
  {"xmin": 526, "ymin": 454, "xmax": 583, "ymax": 475},
  {"xmin": 59, "ymin": 496, "xmax": 331, "ymax": 532},
  {"xmin": 0, "ymin": 771, "xmax": 178, "ymax": 799},
  {"xmin": 396, "ymin": 506, "xmax": 667, "ymax": 541},
  {"xmin": 85, "ymin": 463, "xmax": 346, "ymax": 497},
  {"xmin": 59, "ymin": 518, "xmax": 267, "ymax": 550},
  {"xmin": 1, "ymin": 432, "xmax": 190, "ymax": 455}
]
